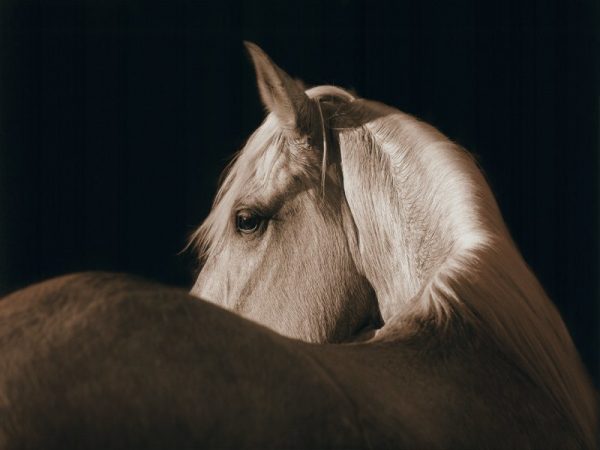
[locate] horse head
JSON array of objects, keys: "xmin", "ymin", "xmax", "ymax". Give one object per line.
[{"xmin": 190, "ymin": 43, "xmax": 381, "ymax": 343}]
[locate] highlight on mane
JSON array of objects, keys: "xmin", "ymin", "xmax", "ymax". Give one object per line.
[{"xmin": 190, "ymin": 80, "xmax": 597, "ymax": 445}]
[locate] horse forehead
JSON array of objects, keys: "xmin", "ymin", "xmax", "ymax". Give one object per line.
[
  {"xmin": 244, "ymin": 143, "xmax": 322, "ymax": 202},
  {"xmin": 253, "ymin": 142, "xmax": 288, "ymax": 181}
]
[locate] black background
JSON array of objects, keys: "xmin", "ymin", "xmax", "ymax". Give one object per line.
[{"xmin": 1, "ymin": 0, "xmax": 598, "ymax": 384}]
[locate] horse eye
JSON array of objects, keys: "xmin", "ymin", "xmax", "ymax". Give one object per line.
[{"xmin": 236, "ymin": 210, "xmax": 261, "ymax": 234}]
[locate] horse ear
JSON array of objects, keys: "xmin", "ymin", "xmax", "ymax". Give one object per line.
[{"xmin": 244, "ymin": 42, "xmax": 313, "ymax": 132}]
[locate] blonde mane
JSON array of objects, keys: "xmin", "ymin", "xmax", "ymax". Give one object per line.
[{"xmin": 191, "ymin": 85, "xmax": 596, "ymax": 446}]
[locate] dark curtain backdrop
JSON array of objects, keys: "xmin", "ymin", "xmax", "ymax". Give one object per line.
[{"xmin": 1, "ymin": 0, "xmax": 598, "ymax": 383}]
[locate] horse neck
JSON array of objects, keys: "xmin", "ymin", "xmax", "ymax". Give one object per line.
[
  {"xmin": 337, "ymin": 110, "xmax": 597, "ymax": 444},
  {"xmin": 338, "ymin": 110, "xmax": 505, "ymax": 319}
]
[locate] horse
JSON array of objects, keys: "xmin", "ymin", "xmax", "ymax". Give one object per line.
[
  {"xmin": 0, "ymin": 42, "xmax": 596, "ymax": 449},
  {"xmin": 190, "ymin": 42, "xmax": 598, "ymax": 446}
]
